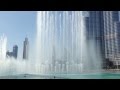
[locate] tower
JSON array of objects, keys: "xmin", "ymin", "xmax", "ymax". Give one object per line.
[
  {"xmin": 103, "ymin": 11, "xmax": 120, "ymax": 59},
  {"xmin": 23, "ymin": 37, "xmax": 29, "ymax": 60},
  {"xmin": 13, "ymin": 45, "xmax": 18, "ymax": 59}
]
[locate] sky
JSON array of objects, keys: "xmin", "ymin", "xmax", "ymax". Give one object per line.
[{"xmin": 0, "ymin": 11, "xmax": 36, "ymax": 59}]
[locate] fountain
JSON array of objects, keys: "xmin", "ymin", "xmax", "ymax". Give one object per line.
[{"xmin": 36, "ymin": 11, "xmax": 102, "ymax": 75}]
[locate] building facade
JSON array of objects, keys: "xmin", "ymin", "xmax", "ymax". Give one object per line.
[
  {"xmin": 85, "ymin": 11, "xmax": 105, "ymax": 67},
  {"xmin": 6, "ymin": 51, "xmax": 13, "ymax": 58},
  {"xmin": 23, "ymin": 37, "xmax": 29, "ymax": 60},
  {"xmin": 85, "ymin": 11, "xmax": 120, "ymax": 68},
  {"xmin": 103, "ymin": 11, "xmax": 120, "ymax": 67},
  {"xmin": 12, "ymin": 45, "xmax": 18, "ymax": 59}
]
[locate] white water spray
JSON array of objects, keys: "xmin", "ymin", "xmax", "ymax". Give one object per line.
[{"xmin": 36, "ymin": 11, "xmax": 102, "ymax": 74}]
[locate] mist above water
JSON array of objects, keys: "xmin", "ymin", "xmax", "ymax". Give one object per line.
[{"xmin": 36, "ymin": 11, "xmax": 102, "ymax": 74}]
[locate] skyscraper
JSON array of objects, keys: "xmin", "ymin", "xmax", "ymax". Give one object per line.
[
  {"xmin": 85, "ymin": 11, "xmax": 120, "ymax": 68},
  {"xmin": 84, "ymin": 11, "xmax": 105, "ymax": 67},
  {"xmin": 103, "ymin": 11, "xmax": 120, "ymax": 66},
  {"xmin": 6, "ymin": 50, "xmax": 13, "ymax": 58},
  {"xmin": 23, "ymin": 37, "xmax": 29, "ymax": 60},
  {"xmin": 12, "ymin": 45, "xmax": 18, "ymax": 59}
]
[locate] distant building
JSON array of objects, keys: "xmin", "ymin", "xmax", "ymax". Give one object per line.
[
  {"xmin": 12, "ymin": 45, "xmax": 18, "ymax": 59},
  {"xmin": 6, "ymin": 51, "xmax": 13, "ymax": 58},
  {"xmin": 6, "ymin": 45, "xmax": 18, "ymax": 59},
  {"xmin": 23, "ymin": 37, "xmax": 29, "ymax": 60}
]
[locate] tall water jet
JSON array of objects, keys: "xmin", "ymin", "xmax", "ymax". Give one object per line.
[
  {"xmin": 0, "ymin": 34, "xmax": 7, "ymax": 60},
  {"xmin": 36, "ymin": 11, "xmax": 102, "ymax": 75}
]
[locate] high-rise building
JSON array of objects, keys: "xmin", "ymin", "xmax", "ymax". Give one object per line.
[
  {"xmin": 84, "ymin": 11, "xmax": 105, "ymax": 67},
  {"xmin": 12, "ymin": 45, "xmax": 18, "ymax": 59},
  {"xmin": 23, "ymin": 37, "xmax": 29, "ymax": 60},
  {"xmin": 103, "ymin": 11, "xmax": 120, "ymax": 66},
  {"xmin": 85, "ymin": 11, "xmax": 120, "ymax": 68},
  {"xmin": 6, "ymin": 50, "xmax": 13, "ymax": 58}
]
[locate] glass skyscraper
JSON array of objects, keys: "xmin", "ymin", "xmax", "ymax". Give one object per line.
[
  {"xmin": 103, "ymin": 11, "xmax": 120, "ymax": 67},
  {"xmin": 85, "ymin": 11, "xmax": 120, "ymax": 68},
  {"xmin": 13, "ymin": 45, "xmax": 18, "ymax": 59},
  {"xmin": 85, "ymin": 11, "xmax": 105, "ymax": 67}
]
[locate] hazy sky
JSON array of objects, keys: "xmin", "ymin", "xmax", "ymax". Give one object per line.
[{"xmin": 0, "ymin": 11, "xmax": 36, "ymax": 59}]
